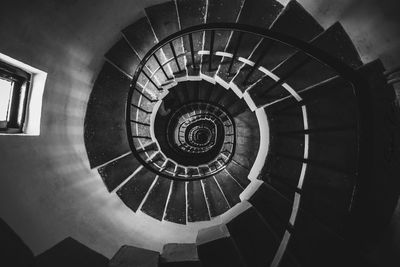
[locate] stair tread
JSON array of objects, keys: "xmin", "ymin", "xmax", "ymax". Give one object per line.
[
  {"xmin": 97, "ymin": 153, "xmax": 141, "ymax": 192},
  {"xmin": 262, "ymin": 76, "xmax": 345, "ymax": 112},
  {"xmin": 249, "ymin": 182, "xmax": 293, "ymax": 240},
  {"xmin": 201, "ymin": 0, "xmax": 244, "ymax": 77},
  {"xmin": 231, "ymin": 0, "xmax": 324, "ymax": 88},
  {"xmin": 145, "ymin": 1, "xmax": 179, "ymax": 40},
  {"xmin": 197, "ymin": 237, "xmax": 245, "ymax": 267},
  {"xmin": 261, "ymin": 153, "xmax": 303, "ymax": 188},
  {"xmin": 84, "ymin": 62, "xmax": 131, "ymax": 168},
  {"xmin": 177, "ymin": 0, "xmax": 206, "ymax": 29},
  {"xmin": 226, "ymin": 206, "xmax": 279, "ymax": 266},
  {"xmin": 109, "ymin": 245, "xmax": 159, "ymax": 267},
  {"xmin": 247, "ymin": 22, "xmax": 362, "ymax": 108},
  {"xmin": 35, "ymin": 237, "xmax": 108, "ymax": 267},
  {"xmin": 123, "ymin": 17, "xmax": 172, "ymax": 83},
  {"xmin": 233, "ymin": 110, "xmax": 260, "ymax": 169},
  {"xmin": 164, "ymin": 180, "xmax": 187, "ymax": 224},
  {"xmin": 0, "ymin": 218, "xmax": 34, "ymax": 267},
  {"xmin": 239, "ymin": 0, "xmax": 283, "ymax": 27},
  {"xmin": 161, "ymin": 243, "xmax": 198, "ymax": 263},
  {"xmin": 225, "ymin": 160, "xmax": 250, "ymax": 188},
  {"xmin": 141, "ymin": 177, "xmax": 171, "ymax": 221},
  {"xmin": 272, "ymin": 0, "xmax": 323, "ymax": 41},
  {"xmin": 123, "ymin": 17, "xmax": 158, "ymax": 59},
  {"xmin": 214, "ymin": 170, "xmax": 243, "ymax": 207},
  {"xmin": 287, "ymin": 209, "xmax": 364, "ymax": 267},
  {"xmin": 215, "ymin": 0, "xmax": 282, "ymax": 83},
  {"xmin": 117, "ymin": 167, "xmax": 157, "ymax": 212},
  {"xmin": 202, "ymin": 177, "xmax": 230, "ymax": 217},
  {"xmin": 300, "ymin": 162, "xmax": 355, "ymax": 235},
  {"xmin": 146, "ymin": 1, "xmax": 185, "ymax": 75},
  {"xmin": 177, "ymin": 0, "xmax": 206, "ymax": 76},
  {"xmin": 105, "ymin": 37, "xmax": 140, "ymax": 77},
  {"xmin": 187, "ymin": 180, "xmax": 210, "ymax": 222},
  {"xmin": 350, "ymin": 60, "xmax": 400, "ymax": 249}
]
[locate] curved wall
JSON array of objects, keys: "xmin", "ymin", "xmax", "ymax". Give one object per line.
[{"xmin": 0, "ymin": 0, "xmax": 398, "ymax": 259}]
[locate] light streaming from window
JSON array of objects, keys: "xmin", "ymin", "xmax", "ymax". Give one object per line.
[{"xmin": 0, "ymin": 78, "xmax": 12, "ymax": 121}]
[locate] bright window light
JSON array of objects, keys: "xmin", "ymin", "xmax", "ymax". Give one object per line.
[{"xmin": 0, "ymin": 78, "xmax": 12, "ymax": 121}]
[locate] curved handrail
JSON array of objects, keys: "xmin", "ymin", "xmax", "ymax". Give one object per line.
[{"xmin": 126, "ymin": 23, "xmax": 370, "ymax": 189}]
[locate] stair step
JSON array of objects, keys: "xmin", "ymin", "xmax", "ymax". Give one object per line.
[
  {"xmin": 109, "ymin": 245, "xmax": 159, "ymax": 267},
  {"xmin": 239, "ymin": 0, "xmax": 283, "ymax": 27},
  {"xmin": 300, "ymin": 161, "xmax": 355, "ymax": 235},
  {"xmin": 200, "ymin": 0, "xmax": 244, "ymax": 78},
  {"xmin": 246, "ymin": 22, "xmax": 362, "ymax": 107},
  {"xmin": 270, "ymin": 129, "xmax": 304, "ymax": 160},
  {"xmin": 263, "ymin": 76, "xmax": 346, "ymax": 112},
  {"xmin": 146, "ymin": 2, "xmax": 186, "ymax": 76},
  {"xmin": 195, "ymin": 81, "xmax": 211, "ymax": 101},
  {"xmin": 160, "ymin": 243, "xmax": 200, "ymax": 266},
  {"xmin": 130, "ymin": 90, "xmax": 157, "ymax": 116},
  {"xmin": 105, "ymin": 37, "xmax": 141, "ymax": 77},
  {"xmin": 349, "ymin": 60, "xmax": 400, "ymax": 250},
  {"xmin": 197, "ymin": 236, "xmax": 245, "ymax": 267},
  {"xmin": 233, "ymin": 110, "xmax": 260, "ymax": 170},
  {"xmin": 249, "ymin": 182, "xmax": 293, "ymax": 240},
  {"xmin": 116, "ymin": 167, "xmax": 157, "ymax": 212},
  {"xmin": 231, "ymin": 0, "xmax": 324, "ymax": 90},
  {"xmin": 261, "ymin": 154, "xmax": 303, "ymax": 189},
  {"xmin": 216, "ymin": 32, "xmax": 261, "ymax": 86},
  {"xmin": 123, "ymin": 17, "xmax": 172, "ymax": 84},
  {"xmin": 202, "ymin": 177, "xmax": 230, "ymax": 217},
  {"xmin": 176, "ymin": 0, "xmax": 206, "ymax": 29},
  {"xmin": 84, "ymin": 62, "xmax": 131, "ymax": 168},
  {"xmin": 0, "ymin": 218, "xmax": 34, "ymax": 267},
  {"xmin": 131, "ymin": 122, "xmax": 152, "ymax": 148},
  {"xmin": 278, "ymin": 251, "xmax": 301, "ymax": 267},
  {"xmin": 225, "ymin": 160, "xmax": 250, "ymax": 188},
  {"xmin": 216, "ymin": 0, "xmax": 282, "ymax": 85},
  {"xmin": 196, "ymin": 224, "xmax": 230, "ymax": 244},
  {"xmin": 217, "ymin": 92, "xmax": 246, "ymax": 116},
  {"xmin": 214, "ymin": 170, "xmax": 243, "ymax": 207},
  {"xmin": 287, "ymin": 209, "xmax": 366, "ymax": 267},
  {"xmin": 186, "ymin": 81, "xmax": 200, "ymax": 101},
  {"xmin": 226, "ymin": 206, "xmax": 279, "ymax": 266},
  {"xmin": 307, "ymin": 89, "xmax": 358, "ymax": 170},
  {"xmin": 164, "ymin": 180, "xmax": 187, "ymax": 224},
  {"xmin": 145, "ymin": 1, "xmax": 179, "ymax": 41},
  {"xmin": 176, "ymin": 0, "xmax": 206, "ymax": 76},
  {"xmin": 140, "ymin": 177, "xmax": 171, "ymax": 221},
  {"xmin": 97, "ymin": 153, "xmax": 141, "ymax": 192},
  {"xmin": 208, "ymin": 84, "xmax": 225, "ymax": 103},
  {"xmin": 187, "ymin": 180, "xmax": 210, "ymax": 222},
  {"xmin": 273, "ymin": 0, "xmax": 324, "ymax": 41},
  {"xmin": 35, "ymin": 237, "xmax": 108, "ymax": 267},
  {"xmin": 263, "ymin": 172, "xmax": 298, "ymax": 201}
]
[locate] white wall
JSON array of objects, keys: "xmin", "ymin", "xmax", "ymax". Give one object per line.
[{"xmin": 0, "ymin": 0, "xmax": 217, "ymax": 258}]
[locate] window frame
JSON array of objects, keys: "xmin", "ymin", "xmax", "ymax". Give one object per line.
[
  {"xmin": 0, "ymin": 53, "xmax": 47, "ymax": 136},
  {"xmin": 0, "ymin": 61, "xmax": 31, "ymax": 133}
]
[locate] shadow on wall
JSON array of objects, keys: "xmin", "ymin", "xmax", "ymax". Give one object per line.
[{"xmin": 290, "ymin": 0, "xmax": 400, "ymax": 67}]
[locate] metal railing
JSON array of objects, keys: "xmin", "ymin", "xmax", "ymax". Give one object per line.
[{"xmin": 126, "ymin": 22, "xmax": 368, "ymax": 191}]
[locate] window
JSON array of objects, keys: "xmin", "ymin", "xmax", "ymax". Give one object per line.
[
  {"xmin": 0, "ymin": 61, "xmax": 31, "ymax": 133},
  {"xmin": 0, "ymin": 53, "xmax": 47, "ymax": 136}
]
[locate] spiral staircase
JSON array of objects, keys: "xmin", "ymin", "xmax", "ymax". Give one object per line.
[{"xmin": 78, "ymin": 0, "xmax": 400, "ymax": 266}]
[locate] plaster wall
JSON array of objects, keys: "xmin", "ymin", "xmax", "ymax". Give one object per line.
[{"xmin": 0, "ymin": 0, "xmax": 399, "ymax": 258}]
